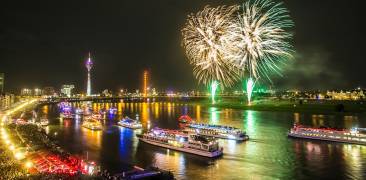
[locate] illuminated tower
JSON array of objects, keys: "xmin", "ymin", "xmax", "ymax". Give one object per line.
[
  {"xmin": 143, "ymin": 71, "xmax": 148, "ymax": 97},
  {"xmin": 85, "ymin": 53, "xmax": 93, "ymax": 96}
]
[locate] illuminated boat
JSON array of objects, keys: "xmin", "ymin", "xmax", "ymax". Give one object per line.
[
  {"xmin": 118, "ymin": 117, "xmax": 142, "ymax": 129},
  {"xmin": 82, "ymin": 119, "xmax": 102, "ymax": 131},
  {"xmin": 84, "ymin": 113, "xmax": 103, "ymax": 120},
  {"xmin": 40, "ymin": 118, "xmax": 49, "ymax": 126},
  {"xmin": 108, "ymin": 107, "xmax": 118, "ymax": 114},
  {"xmin": 92, "ymin": 113, "xmax": 103, "ymax": 120},
  {"xmin": 184, "ymin": 123, "xmax": 249, "ymax": 141},
  {"xmin": 99, "ymin": 109, "xmax": 107, "ymax": 115},
  {"xmin": 137, "ymin": 128, "xmax": 223, "ymax": 158},
  {"xmin": 61, "ymin": 112, "xmax": 74, "ymax": 119},
  {"xmin": 75, "ymin": 108, "xmax": 84, "ymax": 115},
  {"xmin": 178, "ymin": 115, "xmax": 194, "ymax": 123},
  {"xmin": 83, "ymin": 108, "xmax": 92, "ymax": 116},
  {"xmin": 288, "ymin": 124, "xmax": 366, "ymax": 145}
]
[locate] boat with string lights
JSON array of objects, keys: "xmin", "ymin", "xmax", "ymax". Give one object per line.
[
  {"xmin": 118, "ymin": 117, "xmax": 142, "ymax": 129},
  {"xmin": 92, "ymin": 113, "xmax": 103, "ymax": 120},
  {"xmin": 288, "ymin": 124, "xmax": 366, "ymax": 145},
  {"xmin": 61, "ymin": 112, "xmax": 74, "ymax": 119},
  {"xmin": 184, "ymin": 123, "xmax": 249, "ymax": 141},
  {"xmin": 84, "ymin": 113, "xmax": 103, "ymax": 120},
  {"xmin": 75, "ymin": 108, "xmax": 84, "ymax": 115},
  {"xmin": 137, "ymin": 128, "xmax": 223, "ymax": 158},
  {"xmin": 178, "ymin": 115, "xmax": 194, "ymax": 123},
  {"xmin": 82, "ymin": 119, "xmax": 102, "ymax": 131}
]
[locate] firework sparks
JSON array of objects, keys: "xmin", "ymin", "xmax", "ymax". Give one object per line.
[
  {"xmin": 211, "ymin": 81, "xmax": 219, "ymax": 104},
  {"xmin": 182, "ymin": 0, "xmax": 293, "ymax": 105},
  {"xmin": 246, "ymin": 78, "xmax": 255, "ymax": 105},
  {"xmin": 182, "ymin": 5, "xmax": 241, "ymax": 88},
  {"xmin": 224, "ymin": 0, "xmax": 294, "ymax": 80}
]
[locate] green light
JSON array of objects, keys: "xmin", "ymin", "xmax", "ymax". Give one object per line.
[
  {"xmin": 245, "ymin": 110, "xmax": 255, "ymax": 134},
  {"xmin": 209, "ymin": 107, "xmax": 219, "ymax": 123},
  {"xmin": 211, "ymin": 81, "xmax": 219, "ymax": 104},
  {"xmin": 246, "ymin": 78, "xmax": 255, "ymax": 105}
]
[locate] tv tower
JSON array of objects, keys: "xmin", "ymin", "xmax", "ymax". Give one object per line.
[{"xmin": 85, "ymin": 53, "xmax": 93, "ymax": 96}]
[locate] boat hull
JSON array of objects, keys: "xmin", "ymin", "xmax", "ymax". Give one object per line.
[
  {"xmin": 138, "ymin": 138, "xmax": 223, "ymax": 158},
  {"xmin": 196, "ymin": 133, "xmax": 249, "ymax": 141},
  {"xmin": 118, "ymin": 123, "xmax": 142, "ymax": 130},
  {"xmin": 185, "ymin": 128, "xmax": 249, "ymax": 141},
  {"xmin": 288, "ymin": 133, "xmax": 366, "ymax": 145}
]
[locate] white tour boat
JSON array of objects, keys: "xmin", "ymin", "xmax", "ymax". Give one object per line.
[
  {"xmin": 138, "ymin": 128, "xmax": 223, "ymax": 158},
  {"xmin": 184, "ymin": 123, "xmax": 249, "ymax": 141},
  {"xmin": 288, "ymin": 124, "xmax": 366, "ymax": 145},
  {"xmin": 118, "ymin": 117, "xmax": 142, "ymax": 129}
]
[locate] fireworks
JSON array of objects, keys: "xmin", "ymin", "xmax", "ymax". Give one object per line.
[
  {"xmin": 182, "ymin": 0, "xmax": 293, "ymax": 104},
  {"xmin": 211, "ymin": 81, "xmax": 219, "ymax": 104},
  {"xmin": 246, "ymin": 78, "xmax": 255, "ymax": 105},
  {"xmin": 224, "ymin": 0, "xmax": 294, "ymax": 80},
  {"xmin": 182, "ymin": 5, "xmax": 241, "ymax": 88}
]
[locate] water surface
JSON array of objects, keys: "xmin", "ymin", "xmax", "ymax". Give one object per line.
[{"xmin": 38, "ymin": 102, "xmax": 366, "ymax": 179}]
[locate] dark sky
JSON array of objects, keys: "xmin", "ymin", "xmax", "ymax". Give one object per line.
[{"xmin": 0, "ymin": 0, "xmax": 364, "ymax": 93}]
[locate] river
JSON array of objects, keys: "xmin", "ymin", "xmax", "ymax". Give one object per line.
[{"xmin": 37, "ymin": 101, "xmax": 366, "ymax": 179}]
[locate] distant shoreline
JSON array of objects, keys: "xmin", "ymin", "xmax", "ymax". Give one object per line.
[{"xmin": 186, "ymin": 99, "xmax": 366, "ymax": 114}]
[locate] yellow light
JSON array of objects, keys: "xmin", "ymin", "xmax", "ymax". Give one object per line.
[
  {"xmin": 25, "ymin": 161, "xmax": 33, "ymax": 169},
  {"xmin": 14, "ymin": 152, "xmax": 25, "ymax": 160},
  {"xmin": 5, "ymin": 140, "xmax": 10, "ymax": 144},
  {"xmin": 9, "ymin": 145, "xmax": 15, "ymax": 150}
]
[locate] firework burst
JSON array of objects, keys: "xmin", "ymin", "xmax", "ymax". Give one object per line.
[
  {"xmin": 224, "ymin": 0, "xmax": 294, "ymax": 80},
  {"xmin": 182, "ymin": 5, "xmax": 241, "ymax": 88}
]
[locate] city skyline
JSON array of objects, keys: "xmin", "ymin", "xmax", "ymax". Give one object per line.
[
  {"xmin": 1, "ymin": 1, "xmax": 366, "ymax": 179},
  {"xmin": 0, "ymin": 0, "xmax": 364, "ymax": 92}
]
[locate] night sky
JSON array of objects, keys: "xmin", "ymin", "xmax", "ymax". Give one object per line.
[{"xmin": 0, "ymin": 0, "xmax": 364, "ymax": 93}]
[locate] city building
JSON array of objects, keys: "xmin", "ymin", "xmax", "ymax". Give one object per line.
[
  {"xmin": 152, "ymin": 88, "xmax": 157, "ymax": 96},
  {"xmin": 21, "ymin": 88, "xmax": 32, "ymax": 96},
  {"xmin": 85, "ymin": 53, "xmax": 93, "ymax": 96},
  {"xmin": 118, "ymin": 89, "xmax": 128, "ymax": 96},
  {"xmin": 0, "ymin": 93, "xmax": 15, "ymax": 109},
  {"xmin": 0, "ymin": 73, "xmax": 4, "ymax": 94},
  {"xmin": 43, "ymin": 87, "xmax": 56, "ymax": 96},
  {"xmin": 34, "ymin": 88, "xmax": 42, "ymax": 96},
  {"xmin": 326, "ymin": 89, "xmax": 365, "ymax": 100},
  {"xmin": 102, "ymin": 89, "xmax": 112, "ymax": 97},
  {"xmin": 61, "ymin": 85, "xmax": 75, "ymax": 97}
]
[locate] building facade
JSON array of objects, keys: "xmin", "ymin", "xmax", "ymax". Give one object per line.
[
  {"xmin": 0, "ymin": 94, "xmax": 15, "ymax": 110},
  {"xmin": 21, "ymin": 88, "xmax": 33, "ymax": 96},
  {"xmin": 61, "ymin": 85, "xmax": 75, "ymax": 97},
  {"xmin": 43, "ymin": 87, "xmax": 56, "ymax": 96},
  {"xmin": 0, "ymin": 73, "xmax": 4, "ymax": 94}
]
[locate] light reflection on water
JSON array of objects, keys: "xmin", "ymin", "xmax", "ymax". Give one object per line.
[{"xmin": 39, "ymin": 102, "xmax": 366, "ymax": 179}]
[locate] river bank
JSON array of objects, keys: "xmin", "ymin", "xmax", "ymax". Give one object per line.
[
  {"xmin": 0, "ymin": 99, "xmax": 100, "ymax": 179},
  {"xmin": 1, "ymin": 100, "xmax": 175, "ymax": 179},
  {"xmin": 186, "ymin": 99, "xmax": 366, "ymax": 114}
]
